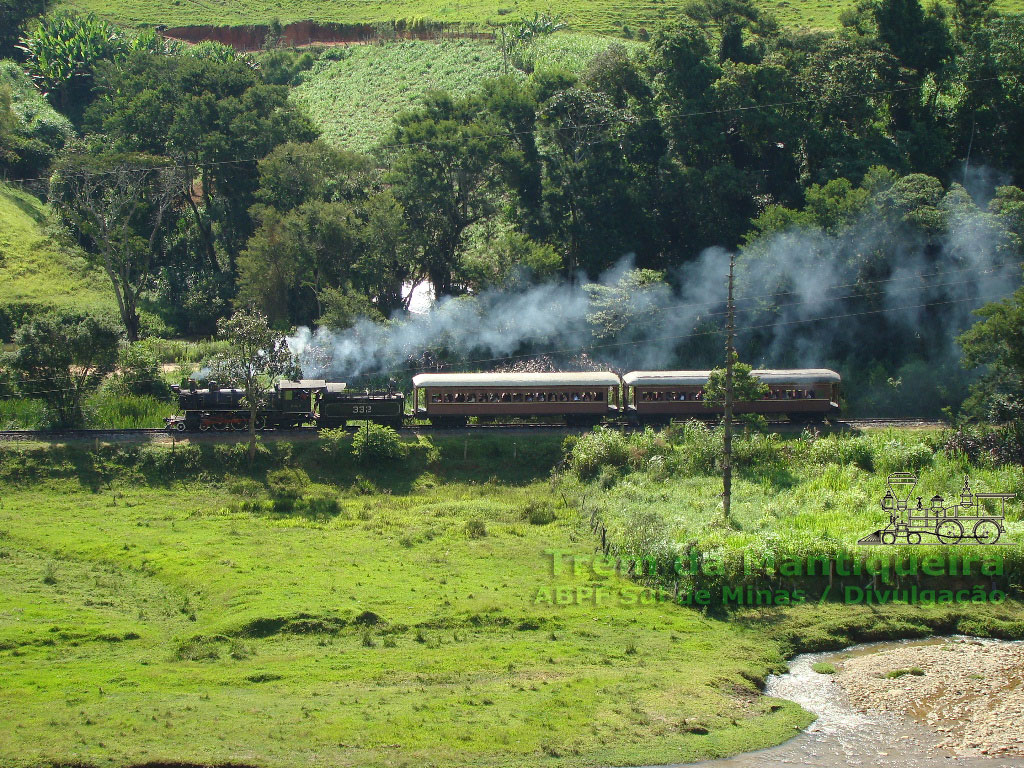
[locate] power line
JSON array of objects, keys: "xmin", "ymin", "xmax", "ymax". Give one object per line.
[
  {"xmin": 4, "ymin": 264, "xmax": 1016, "ymax": 389},
  {"xmin": 2, "ymin": 288, "xmax": 1010, "ymax": 397},
  {"xmin": 3, "ymin": 75, "xmax": 1008, "ymax": 185}
]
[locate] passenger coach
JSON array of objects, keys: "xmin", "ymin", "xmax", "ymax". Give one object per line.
[
  {"xmin": 411, "ymin": 372, "xmax": 621, "ymax": 426},
  {"xmin": 622, "ymin": 369, "xmax": 841, "ymax": 424}
]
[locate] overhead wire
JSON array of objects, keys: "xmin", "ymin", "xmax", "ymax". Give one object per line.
[
  {"xmin": 0, "ymin": 286, "xmax": 1014, "ymax": 397},
  {"xmin": 2, "ymin": 261, "xmax": 1017, "ymax": 388}
]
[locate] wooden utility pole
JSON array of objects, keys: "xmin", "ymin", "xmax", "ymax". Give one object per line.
[{"xmin": 723, "ymin": 252, "xmax": 736, "ymax": 523}]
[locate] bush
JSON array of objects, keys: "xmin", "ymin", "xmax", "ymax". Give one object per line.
[
  {"xmin": 465, "ymin": 518, "xmax": 488, "ymax": 538},
  {"xmin": 266, "ymin": 467, "xmax": 309, "ymax": 502},
  {"xmin": 108, "ymin": 341, "xmax": 170, "ymax": 397},
  {"xmin": 303, "ymin": 492, "xmax": 341, "ymax": 518},
  {"xmin": 675, "ymin": 421, "xmax": 721, "ymax": 475},
  {"xmin": 351, "ymin": 423, "xmax": 406, "ymax": 463},
  {"xmin": 523, "ymin": 500, "xmax": 555, "ymax": 525},
  {"xmin": 807, "ymin": 434, "xmax": 874, "ymax": 471},
  {"xmin": 867, "ymin": 434, "xmax": 934, "ymax": 475},
  {"xmin": 568, "ymin": 427, "xmax": 630, "ymax": 479},
  {"xmin": 626, "ymin": 427, "xmax": 672, "ymax": 470},
  {"xmin": 319, "ymin": 427, "xmax": 351, "ymax": 459}
]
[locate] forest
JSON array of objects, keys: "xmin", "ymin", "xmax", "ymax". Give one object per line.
[{"xmin": 1, "ymin": 0, "xmax": 1023, "ymax": 423}]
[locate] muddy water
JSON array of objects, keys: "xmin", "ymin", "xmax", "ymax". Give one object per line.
[{"xmin": 648, "ymin": 638, "xmax": 1024, "ymax": 768}]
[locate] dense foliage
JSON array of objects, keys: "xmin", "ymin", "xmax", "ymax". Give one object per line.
[{"xmin": 0, "ymin": 0, "xmax": 1022, "ymax": 419}]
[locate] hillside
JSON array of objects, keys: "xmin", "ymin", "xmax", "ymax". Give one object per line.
[
  {"xmin": 0, "ymin": 182, "xmax": 115, "ymax": 338},
  {"xmin": 293, "ymin": 34, "xmax": 644, "ymax": 151},
  {"xmin": 56, "ymin": 0, "xmax": 1024, "ymax": 35}
]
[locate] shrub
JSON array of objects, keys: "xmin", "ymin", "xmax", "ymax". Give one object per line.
[
  {"xmin": 884, "ymin": 667, "xmax": 924, "ymax": 678},
  {"xmin": 266, "ymin": 468, "xmax": 309, "ymax": 502},
  {"xmin": 351, "ymin": 423, "xmax": 406, "ymax": 463},
  {"xmin": 568, "ymin": 427, "xmax": 630, "ymax": 479},
  {"xmin": 319, "ymin": 427, "xmax": 351, "ymax": 459},
  {"xmin": 811, "ymin": 662, "xmax": 836, "ymax": 674},
  {"xmin": 108, "ymin": 340, "xmax": 170, "ymax": 397},
  {"xmin": 675, "ymin": 421, "xmax": 720, "ymax": 475},
  {"xmin": 732, "ymin": 432, "xmax": 786, "ymax": 474},
  {"xmin": 303, "ymin": 493, "xmax": 341, "ymax": 518},
  {"xmin": 465, "ymin": 518, "xmax": 488, "ymax": 538},
  {"xmin": 868, "ymin": 435, "xmax": 934, "ymax": 475},
  {"xmin": 626, "ymin": 427, "xmax": 672, "ymax": 470},
  {"xmin": 808, "ymin": 434, "xmax": 874, "ymax": 471},
  {"xmin": 523, "ymin": 500, "xmax": 556, "ymax": 525}
]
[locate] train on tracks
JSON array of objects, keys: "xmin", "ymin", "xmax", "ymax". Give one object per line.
[{"xmin": 164, "ymin": 369, "xmax": 840, "ymax": 432}]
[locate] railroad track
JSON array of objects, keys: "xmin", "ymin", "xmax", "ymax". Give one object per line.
[{"xmin": 0, "ymin": 419, "xmax": 947, "ymax": 442}]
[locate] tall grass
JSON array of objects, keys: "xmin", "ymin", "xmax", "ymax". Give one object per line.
[
  {"xmin": 0, "ymin": 398, "xmax": 49, "ymax": 429},
  {"xmin": 144, "ymin": 338, "xmax": 231, "ymax": 365},
  {"xmin": 84, "ymin": 390, "xmax": 171, "ymax": 429}
]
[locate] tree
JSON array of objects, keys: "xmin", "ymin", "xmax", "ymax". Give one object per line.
[
  {"xmin": 86, "ymin": 50, "xmax": 318, "ymax": 279},
  {"xmin": 5, "ymin": 312, "xmax": 120, "ymax": 427},
  {"xmin": 1, "ymin": 0, "xmax": 49, "ymax": 60},
  {"xmin": 387, "ymin": 92, "xmax": 507, "ymax": 297},
  {"xmin": 585, "ymin": 268, "xmax": 671, "ymax": 340},
  {"xmin": 49, "ymin": 150, "xmax": 185, "ymax": 341},
  {"xmin": 213, "ymin": 309, "xmax": 298, "ymax": 462},
  {"xmin": 702, "ymin": 361, "xmax": 771, "ymax": 406},
  {"xmin": 957, "ymin": 280, "xmax": 1024, "ymax": 419}
]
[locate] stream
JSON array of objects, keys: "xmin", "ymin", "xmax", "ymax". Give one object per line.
[{"xmin": 651, "ymin": 638, "xmax": 1024, "ymax": 768}]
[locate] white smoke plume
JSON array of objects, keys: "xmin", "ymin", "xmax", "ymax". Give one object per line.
[{"xmin": 287, "ymin": 189, "xmax": 1020, "ymax": 389}]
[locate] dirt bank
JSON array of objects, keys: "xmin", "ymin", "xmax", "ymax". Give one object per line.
[
  {"xmin": 835, "ymin": 638, "xmax": 1024, "ymax": 756},
  {"xmin": 159, "ymin": 22, "xmax": 493, "ymax": 52}
]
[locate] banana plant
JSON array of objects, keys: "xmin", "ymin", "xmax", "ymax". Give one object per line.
[{"xmin": 17, "ymin": 11, "xmax": 126, "ymax": 107}]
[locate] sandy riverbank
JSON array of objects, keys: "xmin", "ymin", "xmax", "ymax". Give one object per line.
[{"xmin": 835, "ymin": 638, "xmax": 1024, "ymax": 756}]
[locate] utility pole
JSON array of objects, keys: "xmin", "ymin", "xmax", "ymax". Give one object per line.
[{"xmin": 723, "ymin": 251, "xmax": 736, "ymax": 524}]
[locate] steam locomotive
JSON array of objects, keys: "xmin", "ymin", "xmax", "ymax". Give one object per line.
[
  {"xmin": 164, "ymin": 379, "xmax": 404, "ymax": 432},
  {"xmin": 164, "ymin": 369, "xmax": 840, "ymax": 431}
]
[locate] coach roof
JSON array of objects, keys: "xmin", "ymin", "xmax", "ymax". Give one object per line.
[
  {"xmin": 622, "ymin": 369, "xmax": 841, "ymax": 386},
  {"xmin": 412, "ymin": 372, "xmax": 620, "ymax": 388}
]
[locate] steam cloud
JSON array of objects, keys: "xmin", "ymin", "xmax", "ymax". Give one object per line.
[{"xmin": 287, "ymin": 190, "xmax": 1019, "ymax": 387}]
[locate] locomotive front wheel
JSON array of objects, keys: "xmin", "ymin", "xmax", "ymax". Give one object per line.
[
  {"xmin": 213, "ymin": 422, "xmax": 228, "ymax": 431},
  {"xmin": 936, "ymin": 519, "xmax": 964, "ymax": 545},
  {"xmin": 973, "ymin": 519, "xmax": 1001, "ymax": 545},
  {"xmin": 881, "ymin": 531, "xmax": 896, "ymax": 545},
  {"xmin": 174, "ymin": 421, "xmax": 187, "ymax": 433},
  {"xmin": 254, "ymin": 416, "xmax": 266, "ymax": 431},
  {"xmin": 199, "ymin": 423, "xmax": 211, "ymax": 432}
]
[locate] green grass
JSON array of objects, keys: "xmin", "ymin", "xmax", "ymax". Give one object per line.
[
  {"xmin": 55, "ymin": 0, "xmax": 1024, "ymax": 35},
  {"xmin": 0, "ymin": 436, "xmax": 809, "ymax": 768},
  {"xmin": 292, "ymin": 40, "xmax": 507, "ymax": 150},
  {"xmin": 884, "ymin": 666, "xmax": 925, "ymax": 678},
  {"xmin": 292, "ymin": 34, "xmax": 644, "ymax": 151},
  {"xmin": 1, "ymin": 434, "xmax": 1022, "ymax": 767},
  {"xmin": 811, "ymin": 662, "xmax": 836, "ymax": 674},
  {"xmin": 563, "ymin": 426, "xmax": 1024, "ymax": 592},
  {"xmin": 0, "ymin": 182, "xmax": 116, "ymax": 337}
]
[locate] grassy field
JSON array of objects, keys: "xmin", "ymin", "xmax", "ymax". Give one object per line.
[
  {"xmin": 56, "ymin": 0, "xmax": 1024, "ymax": 35},
  {"xmin": 562, "ymin": 425, "xmax": 1024, "ymax": 595},
  {"xmin": 1, "ymin": 432, "xmax": 1022, "ymax": 767},
  {"xmin": 292, "ymin": 34, "xmax": 643, "ymax": 151},
  {"xmin": 0, "ymin": 182, "xmax": 115, "ymax": 335}
]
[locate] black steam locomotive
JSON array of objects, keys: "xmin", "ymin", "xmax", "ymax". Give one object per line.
[{"xmin": 164, "ymin": 379, "xmax": 404, "ymax": 432}]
